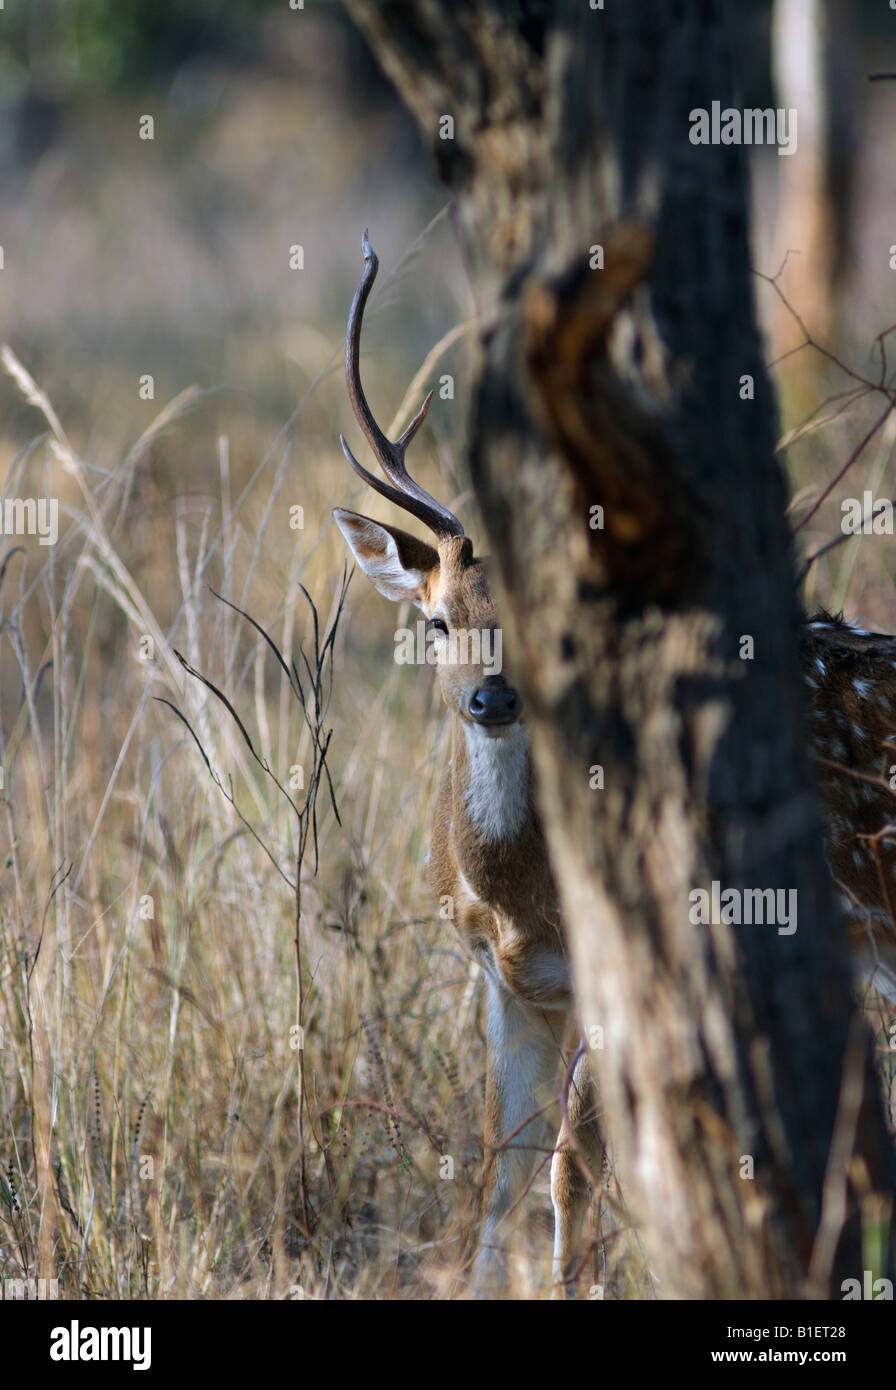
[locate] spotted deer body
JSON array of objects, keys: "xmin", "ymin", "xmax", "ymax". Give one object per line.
[{"xmin": 804, "ymin": 613, "xmax": 896, "ymax": 1003}]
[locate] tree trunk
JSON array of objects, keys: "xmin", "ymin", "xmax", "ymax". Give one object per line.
[{"xmin": 346, "ymin": 0, "xmax": 895, "ymax": 1297}]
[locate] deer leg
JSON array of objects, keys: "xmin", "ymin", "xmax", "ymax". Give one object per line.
[
  {"xmin": 472, "ymin": 980, "xmax": 561, "ymax": 1295},
  {"xmin": 550, "ymin": 1048, "xmax": 603, "ymax": 1299}
]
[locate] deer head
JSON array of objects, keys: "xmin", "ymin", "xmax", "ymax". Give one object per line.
[{"xmin": 333, "ymin": 233, "xmax": 521, "ymax": 737}]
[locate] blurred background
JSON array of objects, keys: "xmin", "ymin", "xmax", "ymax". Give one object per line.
[{"xmin": 0, "ymin": 0, "xmax": 894, "ymax": 1299}]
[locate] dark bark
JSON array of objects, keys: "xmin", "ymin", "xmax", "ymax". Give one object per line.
[{"xmin": 346, "ymin": 0, "xmax": 895, "ymax": 1296}]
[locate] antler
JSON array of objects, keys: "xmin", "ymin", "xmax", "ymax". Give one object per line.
[{"xmin": 339, "ymin": 230, "xmax": 464, "ymax": 540}]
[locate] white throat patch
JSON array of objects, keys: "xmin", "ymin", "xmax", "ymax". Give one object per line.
[{"xmin": 462, "ymin": 722, "xmax": 529, "ymax": 842}]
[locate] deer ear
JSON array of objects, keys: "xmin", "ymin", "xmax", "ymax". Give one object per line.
[{"xmin": 333, "ymin": 509, "xmax": 438, "ymax": 609}]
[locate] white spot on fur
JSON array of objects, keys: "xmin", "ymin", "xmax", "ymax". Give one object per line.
[
  {"xmin": 853, "ymin": 679, "xmax": 871, "ymax": 698},
  {"xmin": 463, "ymin": 722, "xmax": 528, "ymax": 842}
]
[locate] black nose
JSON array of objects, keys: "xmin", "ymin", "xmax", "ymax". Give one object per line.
[{"xmin": 467, "ymin": 678, "xmax": 522, "ymax": 726}]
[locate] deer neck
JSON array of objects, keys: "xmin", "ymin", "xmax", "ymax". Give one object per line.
[
  {"xmin": 444, "ymin": 712, "xmax": 559, "ymax": 938},
  {"xmin": 450, "ymin": 715, "xmax": 531, "ymax": 853}
]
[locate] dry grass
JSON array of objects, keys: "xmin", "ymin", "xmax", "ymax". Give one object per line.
[
  {"xmin": 0, "ymin": 293, "xmax": 651, "ymax": 1297},
  {"xmin": 0, "ymin": 53, "xmax": 529, "ymax": 1301},
  {"xmin": 0, "ymin": 321, "xmax": 492, "ymax": 1298}
]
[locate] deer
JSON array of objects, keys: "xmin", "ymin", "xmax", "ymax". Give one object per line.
[
  {"xmin": 333, "ymin": 233, "xmax": 601, "ymax": 1296},
  {"xmin": 333, "ymin": 234, "xmax": 896, "ymax": 1297}
]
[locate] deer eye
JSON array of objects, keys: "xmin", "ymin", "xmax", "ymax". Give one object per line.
[{"xmin": 428, "ymin": 617, "xmax": 449, "ymax": 635}]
